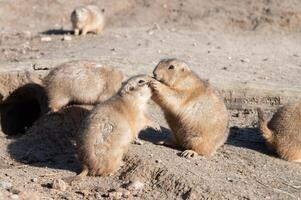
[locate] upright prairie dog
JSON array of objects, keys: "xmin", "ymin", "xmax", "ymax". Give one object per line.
[
  {"xmin": 76, "ymin": 75, "xmax": 160, "ymax": 177},
  {"xmin": 71, "ymin": 5, "xmax": 105, "ymax": 35},
  {"xmin": 258, "ymin": 102, "xmax": 301, "ymax": 163},
  {"xmin": 150, "ymin": 59, "xmax": 229, "ymax": 158},
  {"xmin": 43, "ymin": 60, "xmax": 123, "ymax": 112}
]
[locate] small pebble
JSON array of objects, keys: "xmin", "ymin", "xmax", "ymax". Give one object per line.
[
  {"xmin": 227, "ymin": 177, "xmax": 233, "ymax": 182},
  {"xmin": 240, "ymin": 58, "xmax": 250, "ymax": 63},
  {"xmin": 21, "ymin": 49, "xmax": 26, "ymax": 54},
  {"xmin": 40, "ymin": 37, "xmax": 52, "ymax": 42},
  {"xmin": 31, "ymin": 178, "xmax": 38, "ymax": 183},
  {"xmin": 52, "ymin": 179, "xmax": 66, "ymax": 191},
  {"xmin": 109, "ymin": 191, "xmax": 123, "ymax": 199},
  {"xmin": 10, "ymin": 194, "xmax": 19, "ymax": 200},
  {"xmin": 0, "ymin": 180, "xmax": 12, "ymax": 189},
  {"xmin": 148, "ymin": 30, "xmax": 154, "ymax": 35},
  {"xmin": 22, "ymin": 31, "xmax": 32, "ymax": 39},
  {"xmin": 19, "ymin": 191, "xmax": 39, "ymax": 200},
  {"xmin": 63, "ymin": 35, "xmax": 72, "ymax": 41},
  {"xmin": 127, "ymin": 180, "xmax": 144, "ymax": 191}
]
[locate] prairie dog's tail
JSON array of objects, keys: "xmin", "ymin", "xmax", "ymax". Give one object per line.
[{"xmin": 257, "ymin": 108, "xmax": 274, "ymax": 142}]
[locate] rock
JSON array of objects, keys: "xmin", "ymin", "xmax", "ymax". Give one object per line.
[
  {"xmin": 120, "ymin": 189, "xmax": 130, "ymax": 198},
  {"xmin": 62, "ymin": 35, "xmax": 72, "ymax": 41},
  {"xmin": 108, "ymin": 191, "xmax": 123, "ymax": 200},
  {"xmin": 40, "ymin": 37, "xmax": 52, "ymax": 42},
  {"xmin": 10, "ymin": 194, "xmax": 19, "ymax": 200},
  {"xmin": 22, "ymin": 31, "xmax": 32, "ymax": 39},
  {"xmin": 19, "ymin": 191, "xmax": 40, "ymax": 200},
  {"xmin": 31, "ymin": 178, "xmax": 38, "ymax": 183},
  {"xmin": 0, "ymin": 180, "xmax": 12, "ymax": 189},
  {"xmin": 147, "ymin": 30, "xmax": 154, "ymax": 35},
  {"xmin": 106, "ymin": 188, "xmax": 131, "ymax": 199},
  {"xmin": 51, "ymin": 179, "xmax": 66, "ymax": 191},
  {"xmin": 10, "ymin": 188, "xmax": 21, "ymax": 194},
  {"xmin": 155, "ymin": 159, "xmax": 162, "ymax": 163},
  {"xmin": 127, "ymin": 180, "xmax": 144, "ymax": 191},
  {"xmin": 240, "ymin": 58, "xmax": 250, "ymax": 63}
]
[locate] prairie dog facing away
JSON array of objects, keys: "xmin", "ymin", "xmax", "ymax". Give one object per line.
[
  {"xmin": 76, "ymin": 75, "xmax": 160, "ymax": 177},
  {"xmin": 258, "ymin": 102, "xmax": 301, "ymax": 163},
  {"xmin": 43, "ymin": 60, "xmax": 123, "ymax": 112},
  {"xmin": 71, "ymin": 5, "xmax": 105, "ymax": 35},
  {"xmin": 150, "ymin": 59, "xmax": 229, "ymax": 158}
]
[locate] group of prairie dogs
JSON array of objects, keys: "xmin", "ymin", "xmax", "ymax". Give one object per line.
[{"xmin": 44, "ymin": 58, "xmax": 300, "ymax": 178}]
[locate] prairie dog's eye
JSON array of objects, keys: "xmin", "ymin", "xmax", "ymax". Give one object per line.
[
  {"xmin": 168, "ymin": 65, "xmax": 175, "ymax": 70},
  {"xmin": 138, "ymin": 80, "xmax": 145, "ymax": 84},
  {"xmin": 129, "ymin": 86, "xmax": 135, "ymax": 91}
]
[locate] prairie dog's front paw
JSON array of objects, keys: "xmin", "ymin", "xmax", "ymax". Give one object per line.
[
  {"xmin": 180, "ymin": 150, "xmax": 198, "ymax": 159},
  {"xmin": 149, "ymin": 79, "xmax": 163, "ymax": 92},
  {"xmin": 133, "ymin": 138, "xmax": 144, "ymax": 145}
]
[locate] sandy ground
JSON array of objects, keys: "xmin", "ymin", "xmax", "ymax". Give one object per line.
[{"xmin": 0, "ymin": 0, "xmax": 300, "ymax": 199}]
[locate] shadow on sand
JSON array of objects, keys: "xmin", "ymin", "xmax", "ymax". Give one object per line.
[
  {"xmin": 227, "ymin": 126, "xmax": 275, "ymax": 156},
  {"xmin": 139, "ymin": 125, "xmax": 275, "ymax": 157},
  {"xmin": 41, "ymin": 29, "xmax": 73, "ymax": 35},
  {"xmin": 7, "ymin": 105, "xmax": 92, "ymax": 173}
]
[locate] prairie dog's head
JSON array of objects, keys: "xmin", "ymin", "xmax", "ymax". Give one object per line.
[
  {"xmin": 153, "ymin": 59, "xmax": 191, "ymax": 87},
  {"xmin": 71, "ymin": 6, "xmax": 89, "ymax": 22},
  {"xmin": 120, "ymin": 75, "xmax": 152, "ymax": 102}
]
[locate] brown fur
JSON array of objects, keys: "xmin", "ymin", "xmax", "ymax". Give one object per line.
[
  {"xmin": 71, "ymin": 5, "xmax": 105, "ymax": 35},
  {"xmin": 43, "ymin": 60, "xmax": 123, "ymax": 112},
  {"xmin": 150, "ymin": 59, "xmax": 229, "ymax": 158},
  {"xmin": 257, "ymin": 102, "xmax": 301, "ymax": 163},
  {"xmin": 76, "ymin": 75, "xmax": 160, "ymax": 178}
]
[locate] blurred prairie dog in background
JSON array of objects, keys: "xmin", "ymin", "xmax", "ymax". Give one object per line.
[
  {"xmin": 71, "ymin": 5, "xmax": 105, "ymax": 35},
  {"xmin": 150, "ymin": 58, "xmax": 229, "ymax": 158},
  {"xmin": 43, "ymin": 60, "xmax": 123, "ymax": 112},
  {"xmin": 258, "ymin": 102, "xmax": 301, "ymax": 163}
]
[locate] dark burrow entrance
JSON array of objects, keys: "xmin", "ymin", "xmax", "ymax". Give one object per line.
[{"xmin": 0, "ymin": 83, "xmax": 48, "ymax": 136}]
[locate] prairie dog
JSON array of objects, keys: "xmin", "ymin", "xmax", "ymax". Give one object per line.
[
  {"xmin": 43, "ymin": 60, "xmax": 123, "ymax": 112},
  {"xmin": 76, "ymin": 75, "xmax": 160, "ymax": 177},
  {"xmin": 150, "ymin": 59, "xmax": 229, "ymax": 158},
  {"xmin": 258, "ymin": 102, "xmax": 301, "ymax": 163},
  {"xmin": 71, "ymin": 5, "xmax": 105, "ymax": 35}
]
